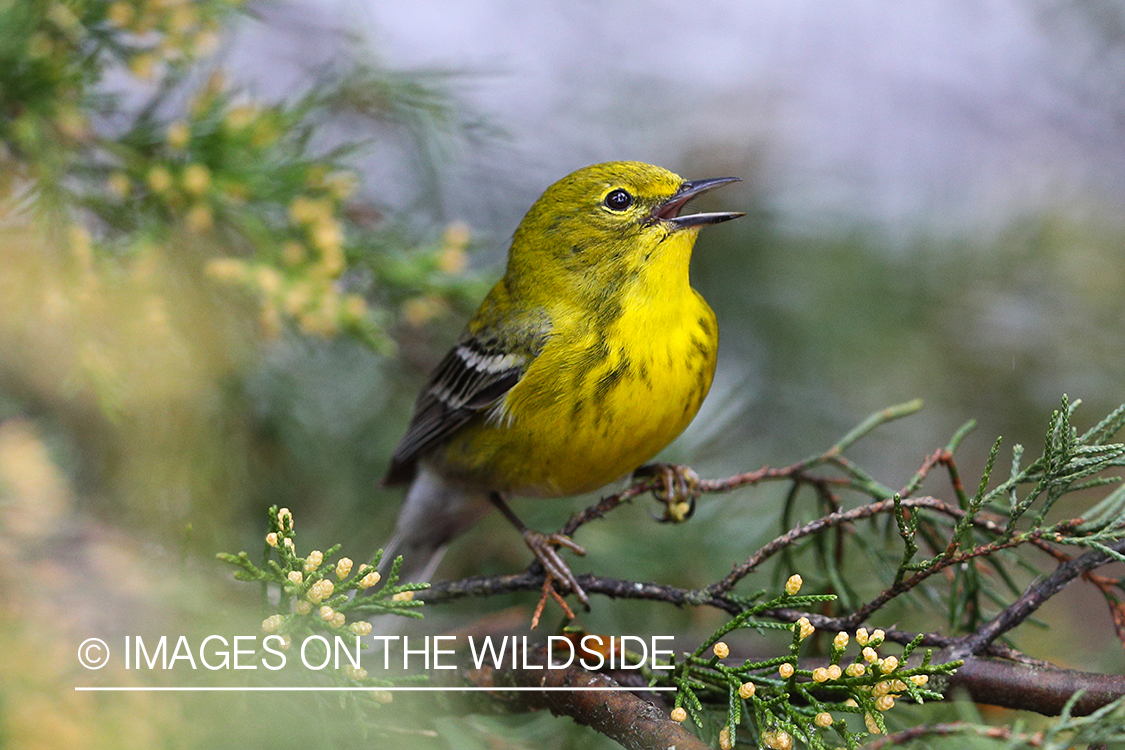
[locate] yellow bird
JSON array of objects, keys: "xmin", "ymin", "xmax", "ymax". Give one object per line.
[{"xmin": 383, "ymin": 161, "xmax": 742, "ymax": 605}]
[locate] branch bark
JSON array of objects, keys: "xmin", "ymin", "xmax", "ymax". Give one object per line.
[
  {"xmin": 462, "ymin": 648, "xmax": 709, "ymax": 750},
  {"xmin": 942, "ymin": 657, "xmax": 1125, "ymax": 716},
  {"xmin": 948, "ymin": 539, "xmax": 1125, "ymax": 659}
]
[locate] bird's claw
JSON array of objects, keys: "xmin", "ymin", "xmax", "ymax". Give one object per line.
[
  {"xmin": 522, "ymin": 529, "xmax": 589, "ymax": 610},
  {"xmin": 637, "ymin": 463, "xmax": 701, "ymax": 523}
]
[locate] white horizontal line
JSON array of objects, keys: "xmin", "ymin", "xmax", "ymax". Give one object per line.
[{"xmin": 75, "ymin": 686, "xmax": 676, "ymax": 692}]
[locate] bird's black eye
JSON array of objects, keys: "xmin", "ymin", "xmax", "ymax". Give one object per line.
[{"xmin": 603, "ymin": 188, "xmax": 633, "ymax": 211}]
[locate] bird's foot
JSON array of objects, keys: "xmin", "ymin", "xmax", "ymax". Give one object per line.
[
  {"xmin": 522, "ymin": 528, "xmax": 589, "ymax": 613},
  {"xmin": 636, "ymin": 463, "xmax": 701, "ymax": 523}
]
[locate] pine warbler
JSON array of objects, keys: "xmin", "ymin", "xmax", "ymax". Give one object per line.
[{"xmin": 384, "ymin": 161, "xmax": 742, "ymax": 605}]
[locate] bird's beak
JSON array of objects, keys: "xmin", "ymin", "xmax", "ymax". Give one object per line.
[{"xmin": 650, "ymin": 176, "xmax": 744, "ymax": 229}]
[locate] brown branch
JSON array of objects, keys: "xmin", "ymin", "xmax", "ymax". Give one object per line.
[
  {"xmin": 558, "ymin": 461, "xmax": 818, "ymax": 538},
  {"xmin": 949, "ymin": 539, "xmax": 1125, "ymax": 659},
  {"xmin": 843, "ymin": 531, "xmax": 1042, "ymax": 628},
  {"xmin": 707, "ymin": 495, "xmax": 991, "ymax": 596},
  {"xmin": 940, "ymin": 656, "xmax": 1125, "ymax": 716},
  {"xmin": 462, "ymin": 648, "xmax": 710, "ymax": 750},
  {"xmin": 420, "ymin": 570, "xmax": 734, "ymax": 612},
  {"xmin": 417, "ymin": 448, "xmax": 1125, "ymax": 727},
  {"xmin": 1027, "ymin": 537, "xmax": 1125, "ymax": 651},
  {"xmin": 423, "ymin": 495, "xmax": 1101, "ymax": 641},
  {"xmin": 558, "ymin": 479, "xmax": 656, "ymax": 536},
  {"xmin": 765, "ymin": 608, "xmax": 1045, "ymax": 662}
]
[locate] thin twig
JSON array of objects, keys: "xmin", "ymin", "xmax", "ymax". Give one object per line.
[
  {"xmin": 864, "ymin": 722, "xmax": 1039, "ymax": 750},
  {"xmin": 948, "ymin": 538, "xmax": 1125, "ymax": 659}
]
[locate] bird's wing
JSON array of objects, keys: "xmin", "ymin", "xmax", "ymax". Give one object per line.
[{"xmin": 382, "ymin": 330, "xmax": 545, "ymax": 485}]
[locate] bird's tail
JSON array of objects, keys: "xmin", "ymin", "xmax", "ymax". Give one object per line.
[{"xmin": 380, "ymin": 465, "xmax": 491, "ymax": 583}]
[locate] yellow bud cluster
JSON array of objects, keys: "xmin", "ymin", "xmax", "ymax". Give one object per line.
[
  {"xmin": 261, "ymin": 615, "xmax": 284, "ymax": 634},
  {"xmin": 712, "ymin": 642, "xmax": 730, "ymax": 660},
  {"xmin": 182, "ymin": 163, "xmax": 210, "ymax": 195},
  {"xmin": 341, "ymin": 664, "xmax": 367, "ymax": 681},
  {"xmin": 784, "ymin": 574, "xmax": 803, "ymax": 595},
  {"xmin": 208, "ymin": 247, "xmax": 365, "ymax": 340},
  {"xmin": 796, "ymin": 617, "xmax": 814, "ymax": 641},
  {"xmin": 778, "ymin": 663, "xmax": 794, "ymax": 679},
  {"xmin": 107, "ymin": 0, "xmax": 226, "ymax": 68},
  {"xmin": 738, "ymin": 681, "xmax": 755, "ymax": 700},
  {"xmin": 762, "ymin": 730, "xmax": 793, "ymax": 750},
  {"xmin": 670, "ymin": 706, "xmax": 687, "ymax": 723},
  {"xmin": 336, "ymin": 557, "xmax": 353, "ymax": 580},
  {"xmin": 304, "ymin": 550, "xmax": 323, "ymax": 572},
  {"xmin": 147, "ymin": 165, "xmax": 173, "ymax": 193},
  {"xmin": 718, "ymin": 725, "xmax": 732, "ymax": 750},
  {"xmin": 140, "ymin": 158, "xmax": 220, "ymax": 234},
  {"xmin": 359, "ymin": 569, "xmax": 381, "ymax": 589},
  {"xmin": 225, "ymin": 104, "xmax": 258, "ymax": 130},
  {"xmin": 129, "ymin": 53, "xmax": 159, "ymax": 80},
  {"xmin": 401, "ymin": 294, "xmax": 449, "ymax": 328},
  {"xmin": 438, "ymin": 221, "xmax": 472, "ymax": 274},
  {"xmin": 305, "ymin": 578, "xmax": 334, "ymax": 604}
]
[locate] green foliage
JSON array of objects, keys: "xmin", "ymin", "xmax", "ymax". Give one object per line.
[
  {"xmin": 656, "ymin": 584, "xmax": 959, "ymax": 750},
  {"xmin": 1035, "ymin": 693, "xmax": 1125, "ymax": 750},
  {"xmin": 893, "ymin": 396, "xmax": 1125, "ymax": 632},
  {"xmin": 0, "ymin": 0, "xmax": 237, "ymax": 199},
  {"xmin": 217, "ymin": 505, "xmax": 428, "ymax": 685},
  {"xmin": 881, "ymin": 695, "xmax": 1125, "ymax": 750},
  {"xmin": 740, "ymin": 397, "xmax": 1125, "ymax": 638},
  {"xmin": 620, "ymin": 397, "xmax": 1124, "ymax": 748},
  {"xmin": 0, "ymin": 0, "xmax": 488, "ymax": 353}
]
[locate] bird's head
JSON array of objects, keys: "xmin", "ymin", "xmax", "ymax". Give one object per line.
[{"xmin": 506, "ymin": 161, "xmax": 742, "ymax": 302}]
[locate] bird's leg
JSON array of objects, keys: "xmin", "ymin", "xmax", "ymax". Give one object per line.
[
  {"xmin": 488, "ymin": 492, "xmax": 589, "ymax": 610},
  {"xmin": 634, "ymin": 463, "xmax": 701, "ymax": 523}
]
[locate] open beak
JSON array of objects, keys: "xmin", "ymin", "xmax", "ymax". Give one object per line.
[{"xmin": 649, "ymin": 176, "xmax": 744, "ymax": 229}]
